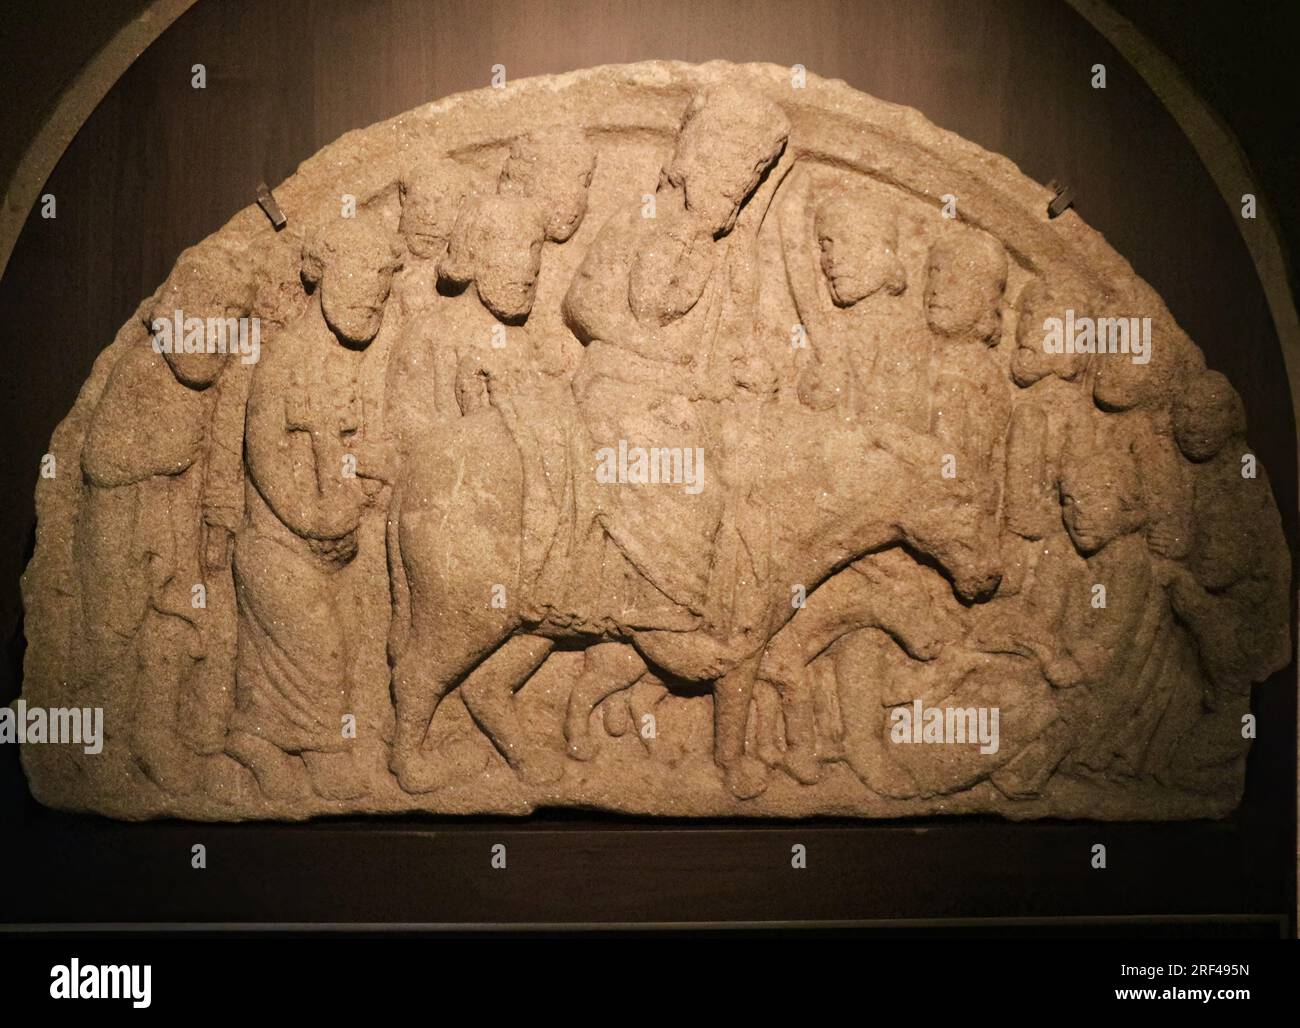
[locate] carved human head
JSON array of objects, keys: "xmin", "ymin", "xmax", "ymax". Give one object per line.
[
  {"xmin": 924, "ymin": 231, "xmax": 1008, "ymax": 342},
  {"xmin": 1059, "ymin": 446, "xmax": 1145, "ymax": 554},
  {"xmin": 147, "ymin": 243, "xmax": 255, "ymax": 389},
  {"xmin": 440, "ymin": 194, "xmax": 546, "ymax": 323},
  {"xmin": 498, "ymin": 128, "xmax": 596, "ymax": 243},
  {"xmin": 1173, "ymin": 369, "xmax": 1246, "ymax": 462},
  {"xmin": 1010, "ymin": 279, "xmax": 1089, "ymax": 387},
  {"xmin": 1092, "ymin": 323, "xmax": 1191, "ymax": 413},
  {"xmin": 813, "ymin": 190, "xmax": 906, "ymax": 306},
  {"xmin": 665, "ymin": 81, "xmax": 789, "ymax": 237},
  {"xmin": 399, "ymin": 156, "xmax": 477, "ymax": 261},
  {"xmin": 301, "ymin": 219, "xmax": 402, "ymax": 347}
]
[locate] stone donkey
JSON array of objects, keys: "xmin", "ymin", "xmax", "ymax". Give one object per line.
[{"xmin": 387, "ymin": 405, "xmax": 1002, "ymax": 800}]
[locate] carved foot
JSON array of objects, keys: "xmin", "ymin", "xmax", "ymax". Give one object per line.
[
  {"xmin": 226, "ymin": 731, "xmax": 310, "ymax": 802},
  {"xmin": 566, "ymin": 726, "xmax": 602, "ymax": 762},
  {"xmin": 782, "ymin": 745, "xmax": 822, "ymax": 785},
  {"xmin": 390, "ymin": 751, "xmax": 456, "ymax": 795},
  {"xmin": 132, "ymin": 731, "xmax": 204, "ymax": 795},
  {"xmin": 200, "ymin": 753, "xmax": 253, "ymax": 804},
  {"xmin": 755, "ymin": 739, "xmax": 783, "ymax": 770},
  {"xmin": 391, "ymin": 735, "xmax": 488, "ymax": 794},
  {"xmin": 304, "ymin": 749, "xmax": 368, "ymax": 801},
  {"xmin": 724, "ymin": 755, "xmax": 770, "ymax": 800}
]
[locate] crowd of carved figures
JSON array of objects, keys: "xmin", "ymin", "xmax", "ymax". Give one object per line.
[{"xmin": 59, "ymin": 78, "xmax": 1288, "ymax": 812}]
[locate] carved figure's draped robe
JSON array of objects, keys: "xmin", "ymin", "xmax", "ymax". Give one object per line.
[
  {"xmin": 231, "ymin": 327, "xmax": 361, "ymax": 754},
  {"xmin": 562, "ymin": 205, "xmax": 731, "ymax": 625}
]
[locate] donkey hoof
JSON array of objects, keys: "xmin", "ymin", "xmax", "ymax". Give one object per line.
[
  {"xmin": 783, "ymin": 746, "xmax": 822, "ymax": 785},
  {"xmin": 724, "ymin": 756, "xmax": 770, "ymax": 800},
  {"xmin": 391, "ymin": 754, "xmax": 452, "ymax": 795},
  {"xmin": 566, "ymin": 730, "xmax": 601, "ymax": 762},
  {"xmin": 755, "ymin": 743, "xmax": 783, "ymax": 770}
]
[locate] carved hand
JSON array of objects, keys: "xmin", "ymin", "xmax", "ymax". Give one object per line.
[
  {"xmin": 796, "ymin": 357, "xmax": 843, "ymax": 411},
  {"xmin": 351, "ymin": 435, "xmax": 398, "ymax": 486},
  {"xmin": 315, "ymin": 490, "xmax": 364, "ymax": 541}
]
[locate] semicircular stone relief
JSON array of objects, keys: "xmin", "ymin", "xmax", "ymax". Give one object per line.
[{"xmin": 18, "ymin": 61, "xmax": 1291, "ymax": 821}]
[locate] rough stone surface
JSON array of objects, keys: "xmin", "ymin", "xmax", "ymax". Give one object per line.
[{"xmin": 18, "ymin": 61, "xmax": 1291, "ymax": 821}]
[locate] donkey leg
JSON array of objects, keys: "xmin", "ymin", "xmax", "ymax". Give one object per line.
[
  {"xmin": 390, "ymin": 614, "xmax": 509, "ymax": 794},
  {"xmin": 460, "ymin": 634, "xmax": 560, "ymax": 784},
  {"xmin": 760, "ymin": 570, "xmax": 887, "ymax": 785},
  {"xmin": 811, "ymin": 658, "xmax": 846, "ymax": 761},
  {"xmin": 758, "ymin": 628, "xmax": 821, "ymax": 785},
  {"xmin": 564, "ymin": 642, "xmax": 647, "ymax": 761},
  {"xmin": 751, "ymin": 680, "xmax": 784, "ymax": 769},
  {"xmin": 715, "ymin": 652, "xmax": 770, "ymax": 799},
  {"xmin": 390, "ymin": 406, "xmax": 526, "ymax": 792}
]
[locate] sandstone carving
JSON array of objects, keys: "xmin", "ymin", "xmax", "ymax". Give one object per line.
[{"xmin": 18, "ymin": 62, "xmax": 1290, "ymax": 820}]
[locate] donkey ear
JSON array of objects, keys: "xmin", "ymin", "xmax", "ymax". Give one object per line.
[
  {"xmin": 437, "ymin": 204, "xmax": 479, "ymax": 286},
  {"xmin": 300, "ymin": 232, "xmax": 327, "ymax": 289}
]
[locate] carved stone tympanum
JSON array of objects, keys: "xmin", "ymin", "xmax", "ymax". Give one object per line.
[{"xmin": 19, "ymin": 62, "xmax": 1291, "ymax": 820}]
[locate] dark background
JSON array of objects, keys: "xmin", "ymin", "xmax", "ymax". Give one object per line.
[{"xmin": 0, "ymin": 0, "xmax": 1294, "ymax": 931}]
